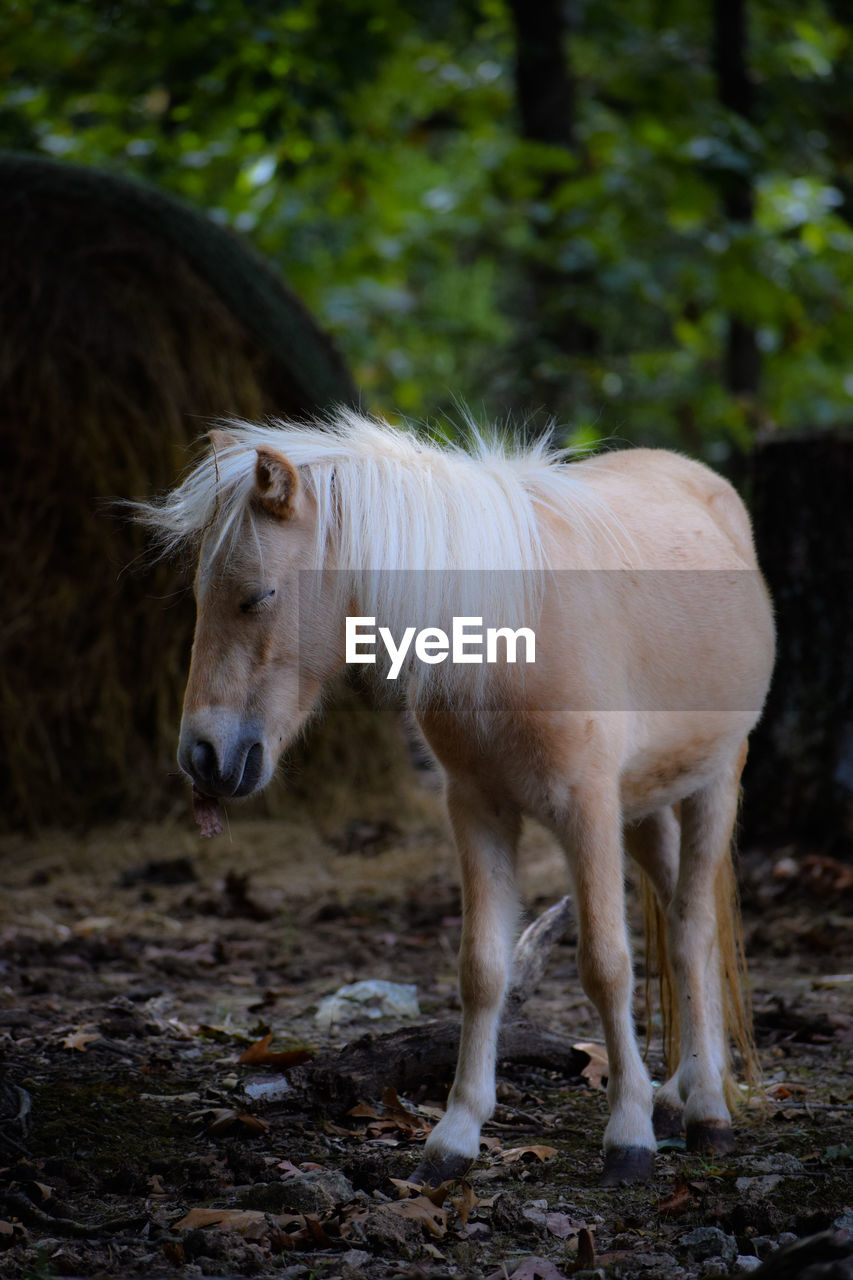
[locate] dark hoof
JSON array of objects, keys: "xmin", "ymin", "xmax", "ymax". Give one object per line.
[
  {"xmin": 686, "ymin": 1121, "xmax": 736, "ymax": 1155},
  {"xmin": 601, "ymin": 1145, "xmax": 654, "ymax": 1186},
  {"xmin": 653, "ymin": 1102, "xmax": 684, "ymax": 1140},
  {"xmin": 410, "ymin": 1152, "xmax": 473, "ymax": 1188}
]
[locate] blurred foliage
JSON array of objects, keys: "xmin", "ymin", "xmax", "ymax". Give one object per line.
[{"xmin": 2, "ymin": 0, "xmax": 852, "ymax": 454}]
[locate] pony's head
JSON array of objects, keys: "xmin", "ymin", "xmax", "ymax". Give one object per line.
[{"xmin": 173, "ymin": 433, "xmax": 344, "ymax": 799}]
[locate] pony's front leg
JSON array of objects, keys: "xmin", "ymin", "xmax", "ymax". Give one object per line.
[
  {"xmin": 562, "ymin": 783, "xmax": 655, "ymax": 1185},
  {"xmin": 413, "ymin": 778, "xmax": 520, "ymax": 1187}
]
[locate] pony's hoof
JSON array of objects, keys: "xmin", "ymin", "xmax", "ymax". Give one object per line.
[
  {"xmin": 653, "ymin": 1102, "xmax": 684, "ymax": 1140},
  {"xmin": 410, "ymin": 1152, "xmax": 473, "ymax": 1189},
  {"xmin": 686, "ymin": 1121, "xmax": 735, "ymax": 1155},
  {"xmin": 601, "ymin": 1146, "xmax": 654, "ymax": 1186}
]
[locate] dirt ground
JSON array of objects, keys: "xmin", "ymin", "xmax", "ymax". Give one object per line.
[{"xmin": 0, "ymin": 784, "xmax": 851, "ymax": 1280}]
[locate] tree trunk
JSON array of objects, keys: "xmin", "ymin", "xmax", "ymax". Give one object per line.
[
  {"xmin": 507, "ymin": 0, "xmax": 574, "ymax": 151},
  {"xmin": 506, "ymin": 0, "xmax": 596, "ymax": 413},
  {"xmin": 741, "ymin": 434, "xmax": 853, "ymax": 856},
  {"xmin": 712, "ymin": 0, "xmax": 760, "ymax": 401}
]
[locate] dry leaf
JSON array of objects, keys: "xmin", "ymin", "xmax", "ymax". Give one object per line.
[
  {"xmin": 545, "ymin": 1211, "xmax": 581, "ymax": 1239},
  {"xmin": 574, "ymin": 1041, "xmax": 609, "ymax": 1090},
  {"xmin": 577, "ymin": 1225, "xmax": 596, "ymax": 1269},
  {"xmin": 657, "ymin": 1174, "xmax": 697, "ymax": 1218},
  {"xmin": 501, "ymin": 1144, "xmax": 557, "ymax": 1165},
  {"xmin": 389, "ymin": 1178, "xmax": 448, "ymax": 1206},
  {"xmin": 386, "ymin": 1195, "xmax": 448, "ymax": 1238},
  {"xmin": 191, "ymin": 1107, "xmax": 269, "ymax": 1137},
  {"xmin": 348, "ymin": 1101, "xmax": 382, "ymax": 1119},
  {"xmin": 452, "ymin": 1180, "xmax": 477, "ymax": 1225},
  {"xmin": 238, "ymin": 1033, "xmax": 312, "ymax": 1069},
  {"xmin": 348, "ymin": 1089, "xmax": 432, "ymax": 1139},
  {"xmin": 173, "ymin": 1208, "xmax": 268, "ymax": 1234},
  {"xmin": 61, "ymin": 1027, "xmax": 101, "ymax": 1052}
]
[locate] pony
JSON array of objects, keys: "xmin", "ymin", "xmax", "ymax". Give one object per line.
[{"xmin": 138, "ymin": 409, "xmax": 774, "ymax": 1186}]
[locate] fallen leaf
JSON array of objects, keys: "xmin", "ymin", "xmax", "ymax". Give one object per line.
[
  {"xmin": 501, "ymin": 1144, "xmax": 557, "ymax": 1165},
  {"xmin": 173, "ymin": 1208, "xmax": 268, "ymax": 1234},
  {"xmin": 238, "ymin": 1034, "xmax": 313, "ymax": 1068},
  {"xmin": 348, "ymin": 1101, "xmax": 382, "ymax": 1119},
  {"xmin": 389, "ymin": 1178, "xmax": 448, "ymax": 1207},
  {"xmin": 381, "ymin": 1085, "xmax": 420, "ymax": 1120},
  {"xmin": 578, "ymin": 1225, "xmax": 596, "ymax": 1268},
  {"xmin": 386, "ymin": 1195, "xmax": 448, "ymax": 1238},
  {"xmin": 574, "ymin": 1041, "xmax": 609, "ymax": 1090},
  {"xmin": 61, "ymin": 1027, "xmax": 101, "ymax": 1052},
  {"xmin": 190, "ymin": 1107, "xmax": 269, "ymax": 1137},
  {"xmin": 657, "ymin": 1174, "xmax": 698, "ymax": 1218},
  {"xmin": 348, "ymin": 1089, "xmax": 433, "ymax": 1139},
  {"xmin": 766, "ymin": 1081, "xmax": 809, "ymax": 1100},
  {"xmin": 452, "ymin": 1180, "xmax": 477, "ymax": 1225}
]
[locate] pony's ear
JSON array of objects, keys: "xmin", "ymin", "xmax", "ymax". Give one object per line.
[{"xmin": 254, "ymin": 446, "xmax": 299, "ymax": 520}]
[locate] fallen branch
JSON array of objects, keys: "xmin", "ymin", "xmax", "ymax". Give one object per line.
[
  {"xmin": 508, "ymin": 896, "xmax": 573, "ymax": 1007},
  {"xmin": 307, "ymin": 1018, "xmax": 587, "ymax": 1112}
]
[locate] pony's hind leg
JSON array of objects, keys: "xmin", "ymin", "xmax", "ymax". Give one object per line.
[
  {"xmin": 413, "ymin": 777, "xmax": 521, "ymax": 1187},
  {"xmin": 624, "ymin": 807, "xmax": 684, "ymax": 1140},
  {"xmin": 561, "ymin": 782, "xmax": 655, "ymax": 1185},
  {"xmin": 665, "ymin": 751, "xmax": 746, "ymax": 1154}
]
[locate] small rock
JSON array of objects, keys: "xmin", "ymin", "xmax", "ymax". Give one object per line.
[
  {"xmin": 491, "ymin": 1191, "xmax": 538, "ymax": 1235},
  {"xmin": 700, "ymin": 1259, "xmax": 729, "ymax": 1278},
  {"xmin": 736, "ymin": 1175, "xmax": 783, "ymax": 1196},
  {"xmin": 238, "ymin": 1170, "xmax": 355, "ymax": 1215},
  {"xmin": 681, "ymin": 1227, "xmax": 738, "ymax": 1266},
  {"xmin": 733, "ymin": 1257, "xmax": 762, "ymax": 1273},
  {"xmin": 522, "ymin": 1204, "xmax": 549, "ymax": 1231},
  {"xmin": 243, "ymin": 1076, "xmax": 291, "ymax": 1103},
  {"xmin": 459, "ymin": 1221, "xmax": 491, "ymax": 1240},
  {"xmin": 315, "ymin": 979, "xmax": 420, "ymax": 1028},
  {"xmin": 751, "ymin": 1236, "xmax": 777, "ymax": 1259},
  {"xmin": 750, "ymin": 1154, "xmax": 804, "ymax": 1175},
  {"xmin": 307, "ymin": 1169, "xmax": 357, "ymax": 1203},
  {"xmin": 362, "ymin": 1202, "xmax": 424, "ymax": 1259},
  {"xmin": 339, "ymin": 1250, "xmax": 372, "ymax": 1271},
  {"xmin": 632, "ymin": 1254, "xmax": 681, "ymax": 1276},
  {"xmin": 777, "ymin": 1231, "xmax": 798, "ymax": 1247}
]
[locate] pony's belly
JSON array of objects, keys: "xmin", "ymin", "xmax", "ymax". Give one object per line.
[{"xmin": 619, "ymin": 713, "xmax": 752, "ymax": 819}]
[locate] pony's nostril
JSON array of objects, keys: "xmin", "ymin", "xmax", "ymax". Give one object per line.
[
  {"xmin": 238, "ymin": 742, "xmax": 264, "ymax": 794},
  {"xmin": 191, "ymin": 740, "xmax": 217, "ymax": 783}
]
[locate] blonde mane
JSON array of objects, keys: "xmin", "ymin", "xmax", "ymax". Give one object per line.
[{"xmin": 136, "ymin": 409, "xmax": 624, "ymax": 682}]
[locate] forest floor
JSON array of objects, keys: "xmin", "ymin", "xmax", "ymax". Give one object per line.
[{"xmin": 0, "ymin": 789, "xmax": 851, "ymax": 1280}]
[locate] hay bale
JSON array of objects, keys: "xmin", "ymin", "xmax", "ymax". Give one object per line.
[{"xmin": 0, "ymin": 151, "xmax": 406, "ymax": 831}]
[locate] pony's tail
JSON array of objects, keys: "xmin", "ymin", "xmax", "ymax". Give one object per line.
[
  {"xmin": 641, "ymin": 849, "xmax": 759, "ymax": 1107},
  {"xmin": 715, "ymin": 848, "xmax": 761, "ymax": 1108},
  {"xmin": 641, "ymin": 871, "xmax": 677, "ymax": 1073}
]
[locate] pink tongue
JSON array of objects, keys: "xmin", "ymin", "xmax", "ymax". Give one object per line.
[{"xmin": 192, "ymin": 788, "xmax": 224, "ymax": 839}]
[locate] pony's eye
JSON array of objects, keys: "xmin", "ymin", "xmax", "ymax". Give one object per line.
[{"xmin": 240, "ymin": 588, "xmax": 276, "ymax": 615}]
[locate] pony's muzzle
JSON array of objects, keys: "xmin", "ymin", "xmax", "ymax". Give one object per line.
[{"xmin": 179, "ymin": 714, "xmax": 265, "ymax": 798}]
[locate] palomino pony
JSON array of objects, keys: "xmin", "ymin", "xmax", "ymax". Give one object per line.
[{"xmin": 140, "ymin": 410, "xmax": 774, "ymax": 1186}]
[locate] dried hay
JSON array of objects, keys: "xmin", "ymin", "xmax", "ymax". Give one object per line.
[{"xmin": 0, "ymin": 152, "xmax": 409, "ymax": 831}]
